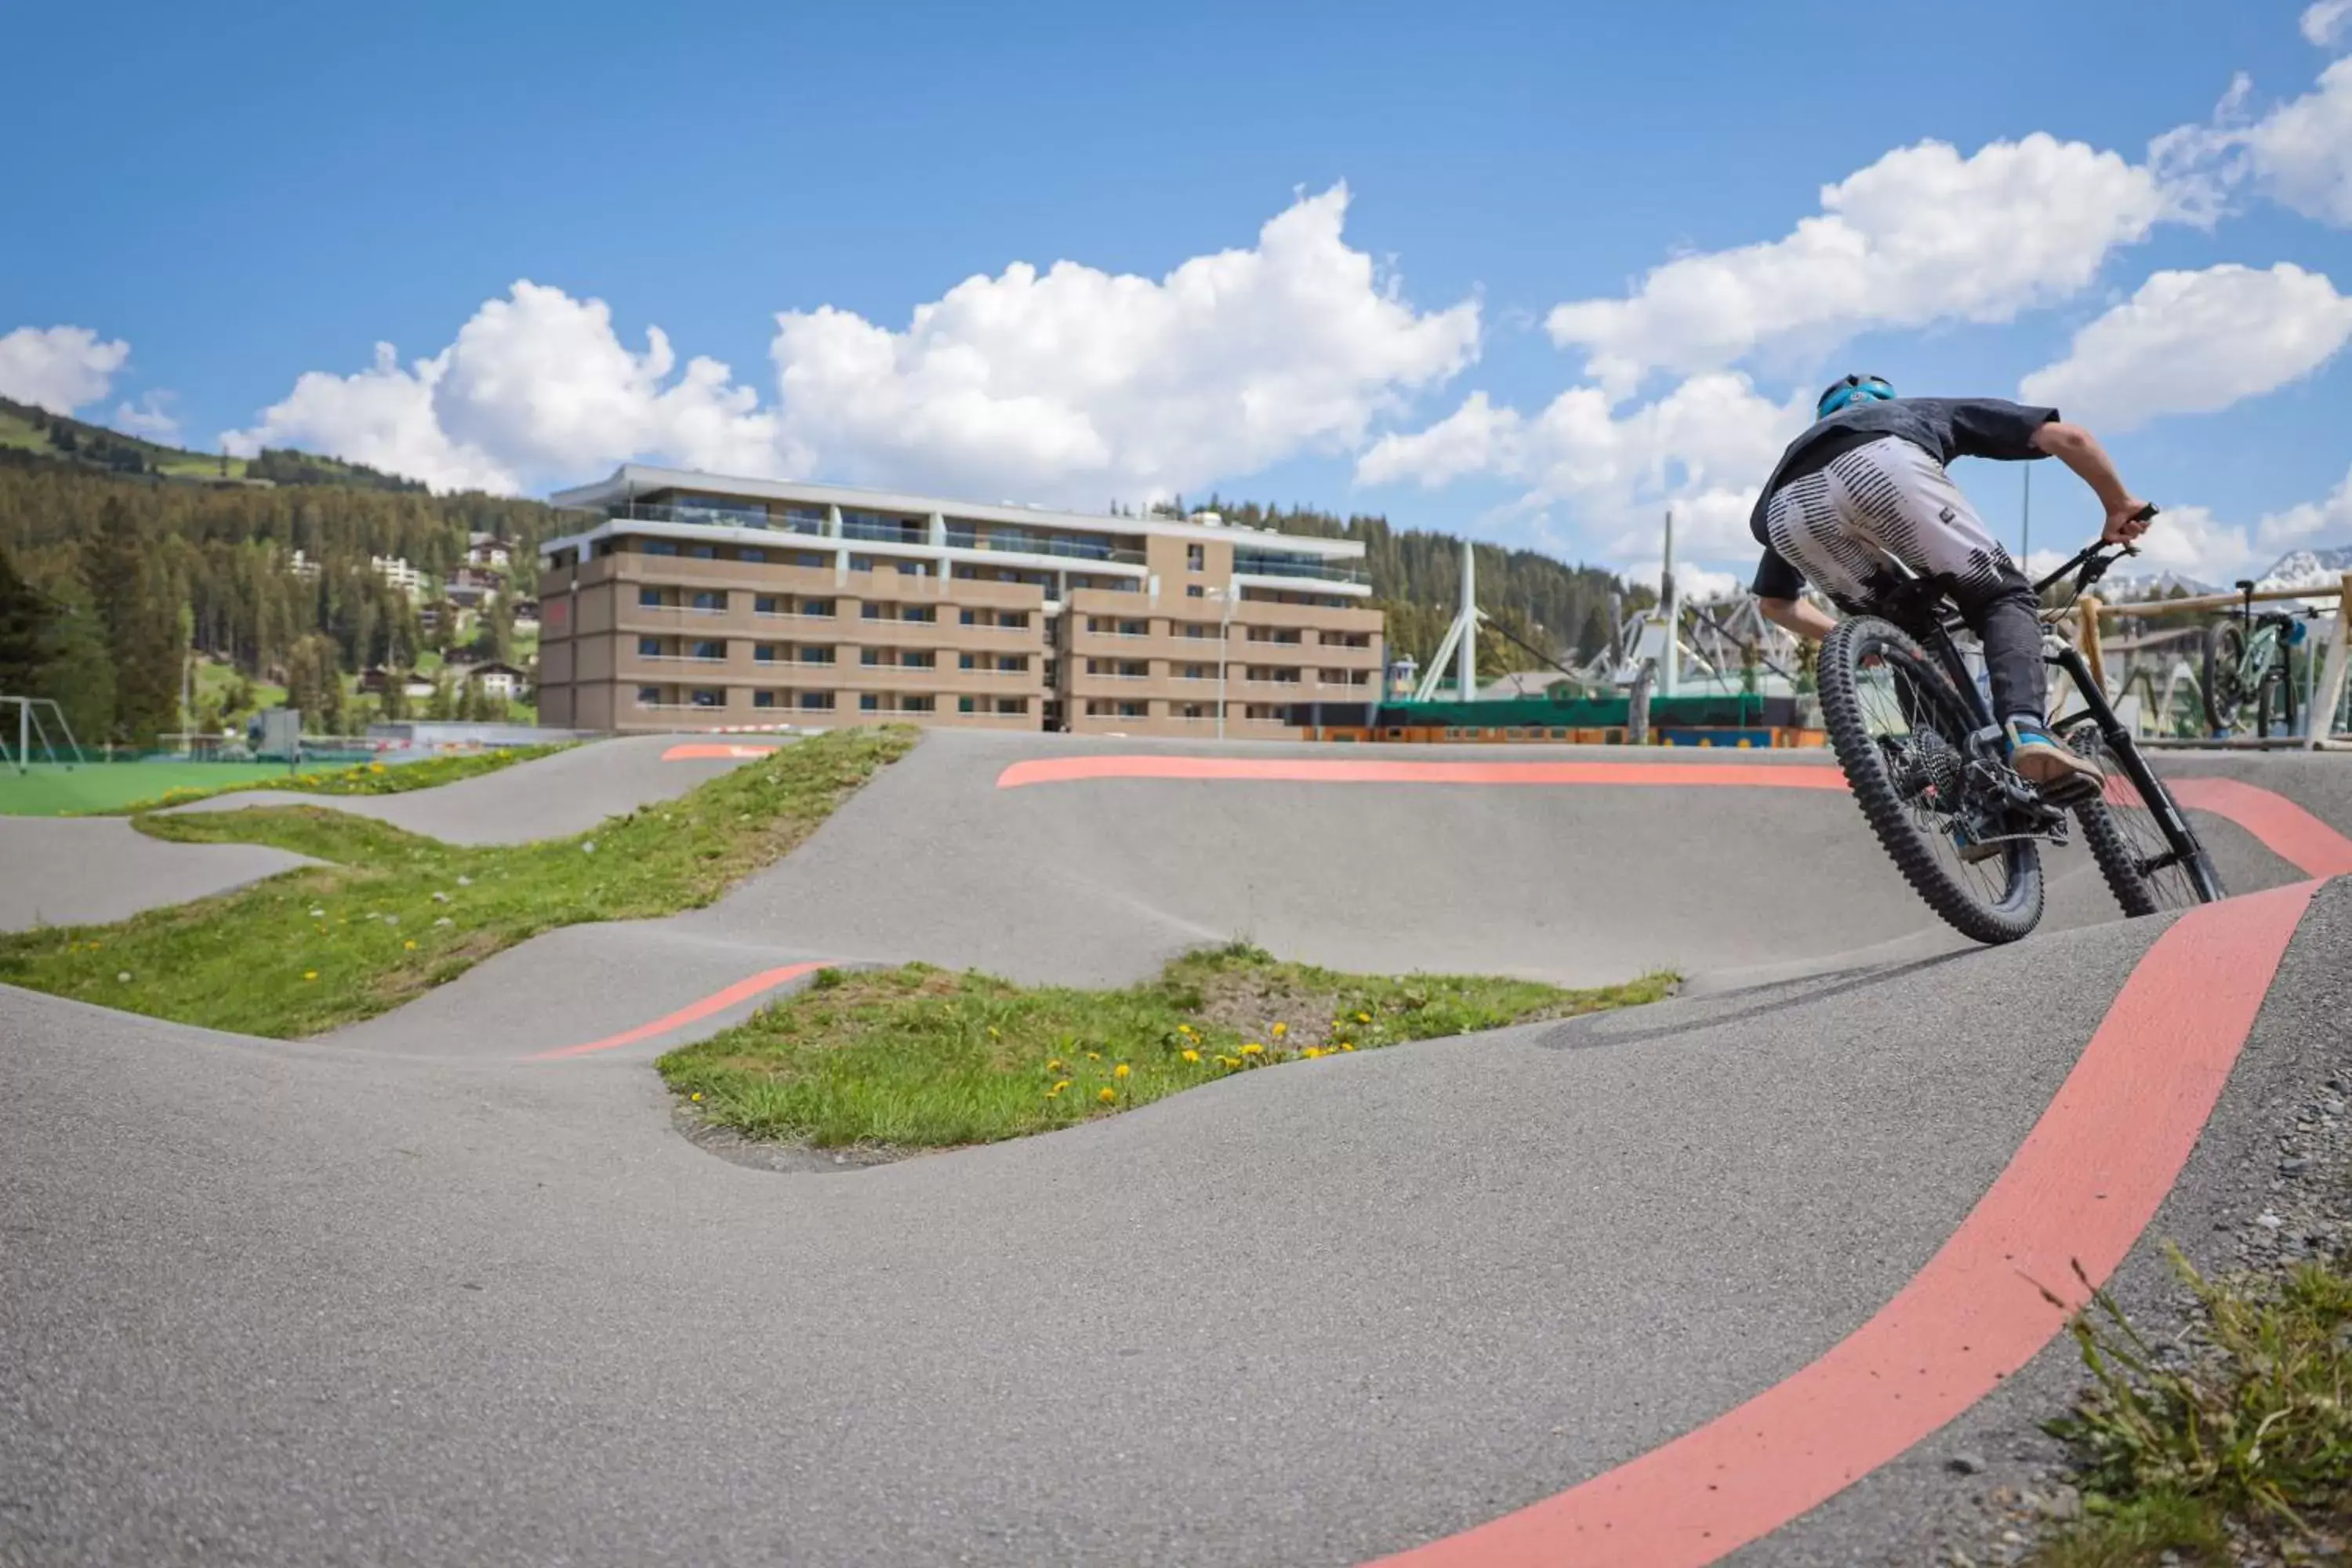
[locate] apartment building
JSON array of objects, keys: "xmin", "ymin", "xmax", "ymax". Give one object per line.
[{"xmin": 534, "ymin": 466, "xmax": 1381, "ymax": 739}]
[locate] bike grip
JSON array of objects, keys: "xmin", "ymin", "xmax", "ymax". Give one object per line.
[{"xmin": 2129, "ymin": 502, "xmax": 2159, "ymax": 523}]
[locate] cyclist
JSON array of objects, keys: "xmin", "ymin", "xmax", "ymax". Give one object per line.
[{"xmin": 1750, "ymin": 375, "xmax": 2155, "ymax": 793}]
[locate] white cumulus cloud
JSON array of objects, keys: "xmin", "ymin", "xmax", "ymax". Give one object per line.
[
  {"xmin": 764, "ymin": 183, "xmax": 1478, "ymax": 503},
  {"xmin": 2156, "ymin": 59, "xmax": 2352, "ymax": 228},
  {"xmin": 1359, "ymin": 372, "xmax": 1810, "ymax": 561},
  {"xmin": 2020, "ymin": 262, "xmax": 2352, "ymax": 429},
  {"xmin": 0, "ymin": 325, "xmax": 130, "ymax": 415},
  {"xmin": 2303, "ymin": 0, "xmax": 2352, "ymax": 47},
  {"xmin": 112, "ymin": 392, "xmax": 181, "ymax": 442},
  {"xmin": 223, "ymin": 186, "xmax": 1479, "ymax": 500},
  {"xmin": 1543, "ymin": 135, "xmax": 2168, "ymax": 392}
]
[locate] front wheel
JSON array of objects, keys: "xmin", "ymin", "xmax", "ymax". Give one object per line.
[
  {"xmin": 1817, "ymin": 616, "xmax": 2044, "ymax": 945},
  {"xmin": 2061, "ymin": 724, "xmax": 2220, "ymax": 915}
]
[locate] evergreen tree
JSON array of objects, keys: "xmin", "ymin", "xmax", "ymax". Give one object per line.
[{"xmin": 0, "ymin": 546, "xmax": 49, "ymax": 697}]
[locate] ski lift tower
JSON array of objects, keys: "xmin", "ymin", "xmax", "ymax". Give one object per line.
[{"xmin": 1413, "ymin": 538, "xmax": 1483, "ymax": 702}]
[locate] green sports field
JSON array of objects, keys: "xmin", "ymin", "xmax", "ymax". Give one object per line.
[{"xmin": 0, "ymin": 763, "xmax": 301, "ymax": 817}]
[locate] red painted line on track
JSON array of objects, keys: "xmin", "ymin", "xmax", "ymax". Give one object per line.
[
  {"xmin": 1374, "ymin": 878, "xmax": 2321, "ymax": 1568},
  {"xmin": 662, "ymin": 742, "xmax": 778, "ymax": 761},
  {"xmin": 997, "ymin": 756, "xmax": 1847, "ymax": 790},
  {"xmin": 525, "ymin": 960, "xmax": 833, "ymax": 1062},
  {"xmin": 998, "ymin": 757, "xmax": 2352, "ymax": 880},
  {"xmin": 2165, "ymin": 777, "xmax": 2352, "ymax": 878}
]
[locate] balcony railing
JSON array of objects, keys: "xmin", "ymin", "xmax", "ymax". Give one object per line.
[
  {"xmin": 944, "ymin": 527, "xmax": 1145, "ymax": 565},
  {"xmin": 1232, "ymin": 554, "xmax": 1370, "ymax": 585},
  {"xmin": 604, "ymin": 502, "xmax": 826, "ymax": 535}
]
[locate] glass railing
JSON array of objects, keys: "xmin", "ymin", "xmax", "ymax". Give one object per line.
[
  {"xmin": 602, "ymin": 502, "xmax": 826, "ymax": 535},
  {"xmin": 840, "ymin": 517, "xmax": 925, "ymax": 544},
  {"xmin": 1232, "ymin": 554, "xmax": 1370, "ymax": 585},
  {"xmin": 941, "ymin": 526, "xmax": 1145, "ymax": 564}
]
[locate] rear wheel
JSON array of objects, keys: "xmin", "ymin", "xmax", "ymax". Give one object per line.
[
  {"xmin": 2202, "ymin": 622, "xmax": 2251, "ymax": 734},
  {"xmin": 1817, "ymin": 616, "xmax": 2044, "ymax": 945},
  {"xmin": 2060, "ymin": 723, "xmax": 2216, "ymax": 916},
  {"xmin": 2258, "ymin": 658, "xmax": 2296, "ymax": 740}
]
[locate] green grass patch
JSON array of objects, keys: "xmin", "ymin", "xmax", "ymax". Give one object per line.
[
  {"xmin": 659, "ymin": 941, "xmax": 1676, "ymax": 1151},
  {"xmin": 0, "ymin": 760, "xmax": 301, "ymax": 817},
  {"xmin": 107, "ymin": 743, "xmax": 574, "ymax": 815},
  {"xmin": 2031, "ymin": 1247, "xmax": 2352, "ymax": 1564},
  {"xmin": 0, "ymin": 728, "xmax": 917, "ymax": 1037}
]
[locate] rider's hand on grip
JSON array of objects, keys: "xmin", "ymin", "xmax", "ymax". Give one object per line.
[{"xmin": 2101, "ymin": 500, "xmax": 2158, "ymax": 545}]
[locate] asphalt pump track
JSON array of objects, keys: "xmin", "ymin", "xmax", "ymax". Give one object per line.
[{"xmin": 5, "ymin": 729, "xmax": 2349, "ymax": 1566}]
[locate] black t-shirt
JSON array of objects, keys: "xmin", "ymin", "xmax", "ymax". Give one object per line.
[{"xmin": 1747, "ymin": 397, "xmax": 2058, "ymax": 598}]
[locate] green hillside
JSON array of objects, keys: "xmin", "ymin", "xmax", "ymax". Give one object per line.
[{"xmin": 0, "ymin": 395, "xmax": 423, "ymax": 491}]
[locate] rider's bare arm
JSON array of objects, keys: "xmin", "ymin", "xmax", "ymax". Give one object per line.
[
  {"xmin": 1757, "ymin": 596, "xmax": 1838, "ymax": 642},
  {"xmin": 2028, "ymin": 421, "xmax": 2153, "ymax": 545}
]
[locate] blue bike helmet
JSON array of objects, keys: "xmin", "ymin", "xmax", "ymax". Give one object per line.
[{"xmin": 1817, "ymin": 374, "xmax": 1895, "ymax": 419}]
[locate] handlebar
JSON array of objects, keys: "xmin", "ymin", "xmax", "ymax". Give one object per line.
[{"xmin": 2031, "ymin": 503, "xmax": 2159, "ymax": 598}]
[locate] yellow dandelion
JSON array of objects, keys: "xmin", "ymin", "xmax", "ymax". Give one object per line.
[
  {"xmin": 1241, "ymin": 1043, "xmax": 1264, "ymax": 1057},
  {"xmin": 1355, "ymin": 1011, "xmax": 1372, "ymax": 1024},
  {"xmin": 1271, "ymin": 1022, "xmax": 1287, "ymax": 1038},
  {"xmin": 1052, "ymin": 1080, "xmax": 1071, "ymax": 1094},
  {"xmin": 404, "ymin": 940, "xmax": 416, "ymax": 951},
  {"xmin": 1340, "ymin": 1042, "xmax": 1356, "ymax": 1052},
  {"xmin": 1112, "ymin": 1063, "xmax": 1131, "ymax": 1080},
  {"xmin": 369, "ymin": 762, "xmax": 387, "ymax": 774},
  {"xmin": 1047, "ymin": 1058, "xmax": 1064, "ymax": 1073},
  {"xmin": 1303, "ymin": 1046, "xmax": 1323, "ymax": 1058},
  {"xmin": 1097, "ymin": 1087, "xmax": 1116, "ymax": 1105},
  {"xmin": 303, "ymin": 970, "xmax": 318, "ymax": 981},
  {"xmin": 1181, "ymin": 1048, "xmax": 1200, "ymax": 1064},
  {"xmin": 1178, "ymin": 1022, "xmax": 1195, "ymax": 1035},
  {"xmin": 1086, "ymin": 1051, "xmax": 1101, "ymax": 1062},
  {"xmin": 690, "ymin": 1091, "xmax": 702, "ymax": 1102}
]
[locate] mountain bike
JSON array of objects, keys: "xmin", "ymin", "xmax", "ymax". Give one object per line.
[
  {"xmin": 2201, "ymin": 578, "xmax": 2310, "ymax": 737},
  {"xmin": 1814, "ymin": 526, "xmax": 2226, "ymax": 946}
]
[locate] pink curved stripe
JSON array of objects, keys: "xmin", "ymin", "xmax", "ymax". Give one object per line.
[
  {"xmin": 998, "ymin": 756, "xmax": 1846, "ymax": 790},
  {"xmin": 1374, "ymin": 879, "xmax": 2321, "ymax": 1567},
  {"xmin": 526, "ymin": 960, "xmax": 833, "ymax": 1061},
  {"xmin": 997, "ymin": 756, "xmax": 2352, "ymax": 879}
]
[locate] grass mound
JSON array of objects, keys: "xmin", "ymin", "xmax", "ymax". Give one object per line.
[
  {"xmin": 0, "ymin": 728, "xmax": 916, "ymax": 1036},
  {"xmin": 659, "ymin": 940, "xmax": 1675, "ymax": 1150}
]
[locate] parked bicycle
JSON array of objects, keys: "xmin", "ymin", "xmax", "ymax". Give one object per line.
[
  {"xmin": 2201, "ymin": 578, "xmax": 2311, "ymax": 738},
  {"xmin": 1814, "ymin": 532, "xmax": 2225, "ymax": 945}
]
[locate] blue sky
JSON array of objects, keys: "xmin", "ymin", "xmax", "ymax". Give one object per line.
[{"xmin": 5, "ymin": 0, "xmax": 2349, "ymax": 591}]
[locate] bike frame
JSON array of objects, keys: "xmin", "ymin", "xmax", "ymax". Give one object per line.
[{"xmin": 1884, "ymin": 540, "xmax": 2224, "ymax": 903}]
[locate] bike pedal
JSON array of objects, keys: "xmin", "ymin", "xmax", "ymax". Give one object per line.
[{"xmin": 2040, "ymin": 775, "xmax": 2100, "ymax": 808}]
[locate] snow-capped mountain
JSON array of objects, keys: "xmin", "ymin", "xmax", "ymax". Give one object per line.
[
  {"xmin": 2102, "ymin": 544, "xmax": 2350, "ymax": 602},
  {"xmin": 2103, "ymin": 568, "xmax": 2219, "ymax": 601},
  {"xmin": 2257, "ymin": 546, "xmax": 2352, "ymax": 592}
]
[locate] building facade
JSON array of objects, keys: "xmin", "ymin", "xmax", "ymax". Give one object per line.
[{"xmin": 535, "ymin": 466, "xmax": 1382, "ymax": 739}]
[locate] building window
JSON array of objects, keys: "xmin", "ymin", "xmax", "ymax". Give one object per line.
[
  {"xmin": 690, "ymin": 590, "xmax": 724, "ymax": 612},
  {"xmin": 996, "ymin": 698, "xmax": 1024, "ymax": 715},
  {"xmin": 902, "ymin": 605, "xmax": 935, "ymax": 623},
  {"xmin": 1187, "ymin": 543, "xmax": 1204, "ymax": 572},
  {"xmin": 691, "ymin": 640, "xmax": 724, "ymax": 660},
  {"xmin": 639, "ymin": 587, "xmax": 662, "ymax": 608},
  {"xmin": 688, "ymin": 544, "xmax": 716, "ymax": 561},
  {"xmin": 960, "ymin": 608, "xmax": 977, "ymax": 626},
  {"xmin": 861, "ymin": 693, "xmax": 880, "ymax": 712},
  {"xmin": 802, "ymin": 599, "xmax": 834, "ymax": 618},
  {"xmin": 861, "ymin": 648, "xmax": 881, "ymax": 666},
  {"xmin": 739, "ymin": 547, "xmax": 767, "ymax": 564},
  {"xmin": 1118, "ymin": 701, "xmax": 1145, "ymax": 718},
  {"xmin": 753, "ymin": 690, "xmax": 777, "ymax": 709},
  {"xmin": 901, "ymin": 695, "xmax": 934, "ymax": 713},
  {"xmin": 902, "ymin": 651, "xmax": 935, "ymax": 670},
  {"xmin": 690, "ymin": 688, "xmax": 724, "ymax": 708},
  {"xmin": 755, "ymin": 594, "xmax": 782, "ymax": 615},
  {"xmin": 799, "ymin": 691, "xmax": 834, "ymax": 711},
  {"xmin": 642, "ymin": 539, "xmax": 679, "ymax": 557},
  {"xmin": 1186, "ymin": 585, "xmax": 1204, "ymax": 598},
  {"xmin": 638, "ymin": 637, "xmax": 662, "ymax": 657},
  {"xmin": 959, "ymin": 652, "xmax": 977, "ymax": 670},
  {"xmin": 637, "ymin": 686, "xmax": 662, "ymax": 705},
  {"xmin": 861, "ymin": 603, "xmax": 882, "ymax": 620},
  {"xmin": 755, "ymin": 644, "xmax": 778, "ymax": 663},
  {"xmin": 1003, "ymin": 612, "xmax": 1029, "ymax": 630},
  {"xmin": 958, "ymin": 695, "xmax": 977, "ymax": 713},
  {"xmin": 797, "ymin": 645, "xmax": 835, "ymax": 665}
]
